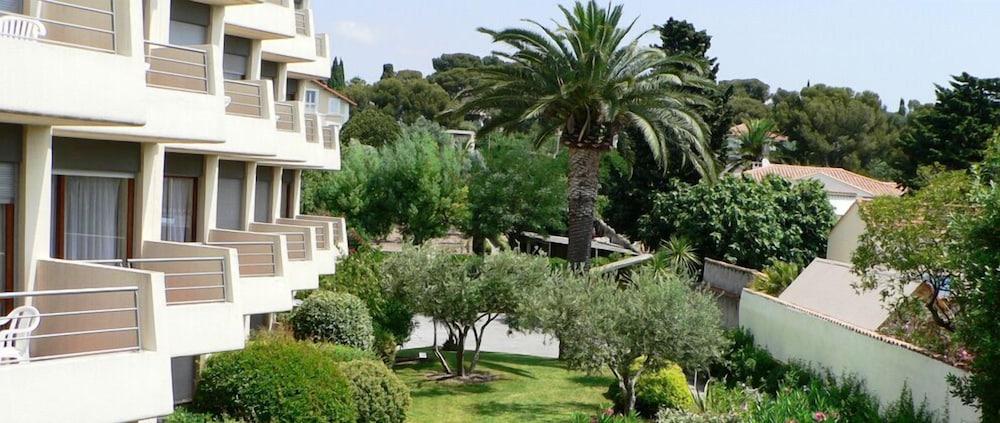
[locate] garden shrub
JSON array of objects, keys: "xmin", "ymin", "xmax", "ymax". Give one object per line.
[
  {"xmin": 750, "ymin": 261, "xmax": 801, "ymax": 296},
  {"xmin": 164, "ymin": 408, "xmax": 242, "ymax": 423},
  {"xmin": 340, "ymin": 108, "xmax": 402, "ymax": 148},
  {"xmin": 656, "ymin": 409, "xmax": 739, "ymax": 422},
  {"xmin": 746, "ymin": 374, "xmax": 881, "ymax": 423},
  {"xmin": 609, "ymin": 363, "xmax": 695, "ymax": 417},
  {"xmin": 313, "ymin": 342, "xmax": 378, "ymax": 363},
  {"xmin": 337, "ymin": 359, "xmax": 412, "ymax": 423},
  {"xmin": 194, "ymin": 339, "xmax": 357, "ymax": 423},
  {"xmin": 881, "ymin": 385, "xmax": 938, "ymax": 423},
  {"xmin": 373, "ymin": 327, "xmax": 398, "ymax": 364},
  {"xmin": 290, "ymin": 291, "xmax": 374, "ymax": 350}
]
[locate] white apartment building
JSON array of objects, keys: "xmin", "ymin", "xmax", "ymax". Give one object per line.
[{"xmin": 0, "ymin": 1, "xmax": 347, "ymax": 421}]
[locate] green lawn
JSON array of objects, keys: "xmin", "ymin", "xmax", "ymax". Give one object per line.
[{"xmin": 395, "ymin": 348, "xmax": 614, "ymax": 422}]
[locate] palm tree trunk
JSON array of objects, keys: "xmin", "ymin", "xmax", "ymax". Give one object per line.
[{"xmin": 566, "ymin": 147, "xmax": 603, "ymax": 269}]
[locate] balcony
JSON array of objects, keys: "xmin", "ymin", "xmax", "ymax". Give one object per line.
[
  {"xmin": 304, "ymin": 113, "xmax": 318, "ymax": 142},
  {"xmin": 0, "ymin": 3, "xmax": 146, "ymax": 126},
  {"xmin": 295, "ymin": 215, "xmax": 349, "ymax": 257},
  {"xmin": 225, "ymin": 0, "xmax": 296, "ymax": 40},
  {"xmin": 0, "ymin": 260, "xmax": 172, "ymax": 423},
  {"xmin": 247, "ymin": 222, "xmax": 319, "ymax": 291},
  {"xmin": 282, "ymin": 31, "xmax": 332, "ymax": 79},
  {"xmin": 275, "ymin": 217, "xmax": 337, "ymax": 275},
  {"xmin": 275, "ymin": 101, "xmax": 299, "ymax": 132},
  {"xmin": 127, "ymin": 241, "xmax": 245, "ymax": 357},
  {"xmin": 207, "ymin": 229, "xmax": 293, "ymax": 315},
  {"xmin": 145, "ymin": 42, "xmax": 210, "ymax": 94}
]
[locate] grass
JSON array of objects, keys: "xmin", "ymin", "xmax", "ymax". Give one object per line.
[{"xmin": 395, "ymin": 348, "xmax": 614, "ymax": 423}]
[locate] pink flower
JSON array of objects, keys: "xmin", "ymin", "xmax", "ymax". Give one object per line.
[{"xmin": 813, "ymin": 412, "xmax": 828, "ymax": 421}]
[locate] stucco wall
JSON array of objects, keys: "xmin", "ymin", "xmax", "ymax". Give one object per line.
[
  {"xmin": 702, "ymin": 258, "xmax": 762, "ymax": 328},
  {"xmin": 827, "ymin": 203, "xmax": 865, "ymax": 263},
  {"xmin": 740, "ymin": 290, "xmax": 979, "ymax": 422}
]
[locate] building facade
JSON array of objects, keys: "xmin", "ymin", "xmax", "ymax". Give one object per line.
[{"xmin": 0, "ymin": 1, "xmax": 346, "ymax": 421}]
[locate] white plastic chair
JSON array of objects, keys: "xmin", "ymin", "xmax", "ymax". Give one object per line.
[
  {"xmin": 0, "ymin": 306, "xmax": 41, "ymax": 364},
  {"xmin": 0, "ymin": 15, "xmax": 46, "ymax": 40}
]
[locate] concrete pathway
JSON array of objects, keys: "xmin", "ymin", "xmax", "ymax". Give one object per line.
[{"xmin": 402, "ymin": 315, "xmax": 559, "ymax": 358}]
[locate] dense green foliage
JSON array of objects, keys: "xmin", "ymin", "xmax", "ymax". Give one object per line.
[
  {"xmin": 328, "ymin": 57, "xmax": 346, "ymax": 89},
  {"xmin": 301, "ymin": 142, "xmax": 380, "ymax": 234},
  {"xmin": 312, "ymin": 342, "xmax": 379, "ymax": 363},
  {"xmin": 194, "ymin": 339, "xmax": 357, "ymax": 422},
  {"xmin": 319, "ymin": 246, "xmax": 414, "ymax": 349},
  {"xmin": 950, "ymin": 134, "xmax": 1000, "ymax": 419},
  {"xmin": 382, "ymin": 248, "xmax": 552, "ymax": 376},
  {"xmin": 290, "ymin": 291, "xmax": 375, "ymax": 350},
  {"xmin": 639, "ymin": 175, "xmax": 835, "ymax": 269},
  {"xmin": 463, "ymin": 134, "xmax": 567, "ymax": 244},
  {"xmin": 750, "ymin": 261, "xmax": 802, "ymax": 296},
  {"xmin": 427, "ymin": 53, "xmax": 500, "ymax": 98},
  {"xmin": 523, "ymin": 267, "xmax": 725, "ymax": 414},
  {"xmin": 365, "ymin": 122, "xmax": 469, "ymax": 243},
  {"xmin": 854, "ymin": 170, "xmax": 971, "ymax": 332},
  {"xmin": 609, "ymin": 362, "xmax": 695, "ymax": 417},
  {"xmin": 165, "ymin": 408, "xmax": 242, "ymax": 423},
  {"xmin": 340, "ymin": 108, "xmax": 402, "ymax": 148},
  {"xmin": 771, "ymin": 84, "xmax": 900, "ymax": 173},
  {"xmin": 897, "ymin": 74, "xmax": 1000, "ymax": 185},
  {"xmin": 337, "ymin": 360, "xmax": 412, "ymax": 423}
]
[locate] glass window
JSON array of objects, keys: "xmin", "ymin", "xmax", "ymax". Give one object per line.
[
  {"xmin": 216, "ymin": 177, "xmax": 244, "ymax": 230},
  {"xmin": 169, "ymin": 0, "xmax": 210, "ymax": 45},
  {"xmin": 60, "ymin": 176, "xmax": 130, "ymax": 261},
  {"xmin": 223, "ymin": 35, "xmax": 252, "ymax": 80},
  {"xmin": 254, "ymin": 167, "xmax": 273, "ymax": 223},
  {"xmin": 162, "ymin": 176, "xmax": 197, "ymax": 242},
  {"xmin": 286, "ymin": 79, "xmax": 300, "ymax": 102},
  {"xmin": 0, "ymin": 0, "xmax": 23, "ymax": 13},
  {"xmin": 280, "ymin": 169, "xmax": 294, "ymax": 218},
  {"xmin": 305, "ymin": 90, "xmax": 318, "ymax": 112}
]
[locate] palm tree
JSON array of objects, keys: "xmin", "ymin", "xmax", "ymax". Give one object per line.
[
  {"xmin": 726, "ymin": 118, "xmax": 781, "ymax": 171},
  {"xmin": 455, "ymin": 1, "xmax": 715, "ymax": 268}
]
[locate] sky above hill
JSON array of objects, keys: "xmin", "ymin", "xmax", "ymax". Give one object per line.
[{"xmin": 313, "ymin": 0, "xmax": 1000, "ymax": 105}]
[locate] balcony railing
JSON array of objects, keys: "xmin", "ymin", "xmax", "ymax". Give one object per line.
[
  {"xmin": 144, "ymin": 41, "xmax": 209, "ymax": 93},
  {"xmin": 127, "ymin": 257, "xmax": 226, "ymax": 306},
  {"xmin": 1, "ymin": 0, "xmax": 116, "ymax": 53},
  {"xmin": 276, "ymin": 218, "xmax": 329, "ymax": 250},
  {"xmin": 206, "ymin": 241, "xmax": 277, "ymax": 277},
  {"xmin": 273, "ymin": 232, "xmax": 307, "ymax": 261},
  {"xmin": 274, "ymin": 101, "xmax": 297, "ymax": 131},
  {"xmin": 0, "ymin": 287, "xmax": 140, "ymax": 364},
  {"xmin": 294, "ymin": 10, "xmax": 308, "ymax": 35},
  {"xmin": 224, "ymin": 80, "xmax": 264, "ymax": 118},
  {"xmin": 304, "ymin": 114, "xmax": 318, "ymax": 142},
  {"xmin": 314, "ymin": 35, "xmax": 326, "ymax": 57}
]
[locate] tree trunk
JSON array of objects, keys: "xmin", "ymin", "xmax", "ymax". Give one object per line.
[
  {"xmin": 566, "ymin": 147, "xmax": 604, "ymax": 270},
  {"xmin": 623, "ymin": 376, "xmax": 637, "ymax": 414},
  {"xmin": 455, "ymin": 329, "xmax": 469, "ymax": 377}
]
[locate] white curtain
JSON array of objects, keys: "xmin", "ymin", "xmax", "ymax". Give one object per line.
[
  {"xmin": 216, "ymin": 178, "xmax": 243, "ymax": 230},
  {"xmin": 162, "ymin": 177, "xmax": 195, "ymax": 242},
  {"xmin": 64, "ymin": 176, "xmax": 125, "ymax": 260}
]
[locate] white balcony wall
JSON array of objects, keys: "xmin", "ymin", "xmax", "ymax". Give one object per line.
[
  {"xmin": 248, "ymin": 222, "xmax": 317, "ymax": 291},
  {"xmin": 208, "ymin": 229, "xmax": 293, "ymax": 315},
  {"xmin": 224, "ymin": 1, "xmax": 296, "ymax": 39},
  {"xmin": 285, "ymin": 33, "xmax": 331, "ymax": 79}
]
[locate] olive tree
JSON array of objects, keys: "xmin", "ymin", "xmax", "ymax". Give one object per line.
[
  {"xmin": 381, "ymin": 247, "xmax": 550, "ymax": 377},
  {"xmin": 520, "ymin": 268, "xmax": 726, "ymax": 414}
]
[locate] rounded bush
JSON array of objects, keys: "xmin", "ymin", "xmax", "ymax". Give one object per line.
[
  {"xmin": 194, "ymin": 339, "xmax": 357, "ymax": 422},
  {"xmin": 373, "ymin": 327, "xmax": 398, "ymax": 365},
  {"xmin": 291, "ymin": 291, "xmax": 374, "ymax": 350},
  {"xmin": 338, "ymin": 360, "xmax": 412, "ymax": 423},
  {"xmin": 314, "ymin": 342, "xmax": 379, "ymax": 363},
  {"xmin": 609, "ymin": 363, "xmax": 694, "ymax": 417}
]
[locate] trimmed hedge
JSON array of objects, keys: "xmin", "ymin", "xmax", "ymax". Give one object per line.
[
  {"xmin": 314, "ymin": 342, "xmax": 379, "ymax": 363},
  {"xmin": 290, "ymin": 291, "xmax": 374, "ymax": 350},
  {"xmin": 194, "ymin": 339, "xmax": 357, "ymax": 422},
  {"xmin": 338, "ymin": 359, "xmax": 412, "ymax": 423},
  {"xmin": 610, "ymin": 363, "xmax": 694, "ymax": 418}
]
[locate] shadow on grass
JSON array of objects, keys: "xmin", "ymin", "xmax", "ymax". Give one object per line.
[
  {"xmin": 570, "ymin": 374, "xmax": 614, "ymax": 388},
  {"xmin": 476, "ymin": 360, "xmax": 536, "ymax": 379},
  {"xmin": 398, "ymin": 348, "xmax": 564, "ymax": 374},
  {"xmin": 410, "ymin": 381, "xmax": 496, "ymax": 398},
  {"xmin": 472, "ymin": 400, "xmax": 597, "ymax": 421}
]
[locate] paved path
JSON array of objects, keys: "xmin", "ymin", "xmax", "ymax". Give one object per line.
[{"xmin": 402, "ymin": 315, "xmax": 559, "ymax": 358}]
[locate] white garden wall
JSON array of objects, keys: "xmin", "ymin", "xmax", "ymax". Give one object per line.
[{"xmin": 739, "ymin": 289, "xmax": 979, "ymax": 422}]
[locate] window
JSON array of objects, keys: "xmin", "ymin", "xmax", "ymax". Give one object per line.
[
  {"xmin": 162, "ymin": 176, "xmax": 197, "ymax": 242},
  {"xmin": 0, "ymin": 162, "xmax": 16, "ymax": 315},
  {"xmin": 53, "ymin": 175, "xmax": 133, "ymax": 261},
  {"xmin": 254, "ymin": 167, "xmax": 273, "ymax": 223},
  {"xmin": 216, "ymin": 161, "xmax": 246, "ymax": 230},
  {"xmin": 223, "ymin": 35, "xmax": 252, "ymax": 80},
  {"xmin": 280, "ymin": 170, "xmax": 295, "ymax": 218},
  {"xmin": 260, "ymin": 60, "xmax": 280, "ymax": 98},
  {"xmin": 286, "ymin": 78, "xmax": 300, "ymax": 102},
  {"xmin": 169, "ymin": 0, "xmax": 210, "ymax": 46},
  {"xmin": 0, "ymin": 0, "xmax": 23, "ymax": 13},
  {"xmin": 305, "ymin": 90, "xmax": 318, "ymax": 113}
]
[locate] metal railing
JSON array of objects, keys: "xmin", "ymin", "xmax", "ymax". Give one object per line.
[
  {"xmin": 294, "ymin": 10, "xmax": 308, "ymax": 35},
  {"xmin": 206, "ymin": 241, "xmax": 277, "ymax": 277},
  {"xmin": 270, "ymin": 232, "xmax": 307, "ymax": 261},
  {"xmin": 0, "ymin": 287, "xmax": 141, "ymax": 364},
  {"xmin": 128, "ymin": 257, "xmax": 227, "ymax": 306},
  {"xmin": 35, "ymin": 0, "xmax": 117, "ymax": 53},
  {"xmin": 274, "ymin": 101, "xmax": 297, "ymax": 131},
  {"xmin": 314, "ymin": 225, "xmax": 329, "ymax": 250},
  {"xmin": 144, "ymin": 41, "xmax": 209, "ymax": 93},
  {"xmin": 304, "ymin": 114, "xmax": 318, "ymax": 142},
  {"xmin": 314, "ymin": 35, "xmax": 326, "ymax": 57},
  {"xmin": 225, "ymin": 80, "xmax": 264, "ymax": 118}
]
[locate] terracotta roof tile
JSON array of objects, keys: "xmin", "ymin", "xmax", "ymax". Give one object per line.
[
  {"xmin": 743, "ymin": 163, "xmax": 904, "ymax": 197},
  {"xmin": 309, "ymin": 80, "xmax": 357, "ymax": 106}
]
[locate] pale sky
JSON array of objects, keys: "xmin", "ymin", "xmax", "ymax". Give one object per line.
[{"xmin": 312, "ymin": 0, "xmax": 1000, "ymax": 105}]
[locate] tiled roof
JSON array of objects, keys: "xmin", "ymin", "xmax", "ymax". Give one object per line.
[
  {"xmin": 743, "ymin": 163, "xmax": 904, "ymax": 197},
  {"xmin": 309, "ymin": 80, "xmax": 357, "ymax": 106}
]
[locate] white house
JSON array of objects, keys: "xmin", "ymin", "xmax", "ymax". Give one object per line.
[{"xmin": 742, "ymin": 162, "xmax": 903, "ymax": 217}]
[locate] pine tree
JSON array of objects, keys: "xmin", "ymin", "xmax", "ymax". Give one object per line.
[{"xmin": 328, "ymin": 58, "xmax": 346, "ymax": 89}]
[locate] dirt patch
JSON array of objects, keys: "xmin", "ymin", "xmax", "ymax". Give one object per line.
[{"xmin": 423, "ymin": 372, "xmax": 502, "ymax": 384}]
